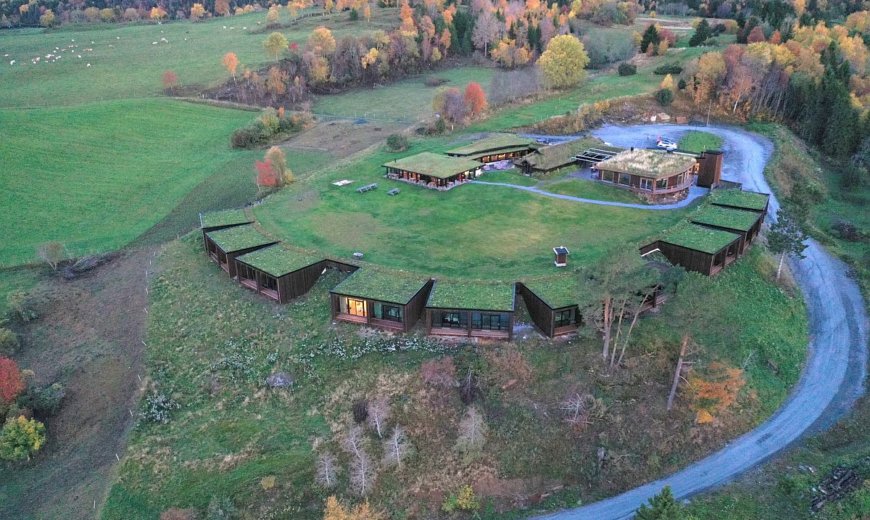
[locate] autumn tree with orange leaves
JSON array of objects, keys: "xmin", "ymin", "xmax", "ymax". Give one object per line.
[
  {"xmin": 464, "ymin": 82, "xmax": 487, "ymax": 116},
  {"xmin": 0, "ymin": 357, "xmax": 24, "ymax": 405},
  {"xmin": 688, "ymin": 362, "xmax": 746, "ymax": 424},
  {"xmin": 222, "ymin": 52, "xmax": 239, "ymax": 83}
]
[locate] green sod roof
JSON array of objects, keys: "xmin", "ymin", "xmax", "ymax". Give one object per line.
[
  {"xmin": 517, "ymin": 137, "xmax": 621, "ymax": 171},
  {"xmin": 235, "ymin": 244, "xmax": 323, "ymax": 277},
  {"xmin": 200, "ymin": 208, "xmax": 252, "ymax": 229},
  {"xmin": 596, "ymin": 149, "xmax": 697, "ymax": 179},
  {"xmin": 691, "ymin": 205, "xmax": 761, "ymax": 233},
  {"xmin": 206, "ymin": 225, "xmax": 277, "ymax": 253},
  {"xmin": 710, "ymin": 189, "xmax": 770, "ymax": 211},
  {"xmin": 383, "ymin": 152, "xmax": 481, "ymax": 180},
  {"xmin": 426, "ymin": 280, "xmax": 516, "ymax": 311},
  {"xmin": 446, "ymin": 133, "xmax": 536, "ymax": 157},
  {"xmin": 521, "ymin": 275, "xmax": 580, "ymax": 309},
  {"xmin": 331, "ymin": 269, "xmax": 431, "ymax": 304},
  {"xmin": 661, "ymin": 223, "xmax": 740, "ymax": 255}
]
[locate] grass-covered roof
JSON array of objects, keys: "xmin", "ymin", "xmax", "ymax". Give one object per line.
[
  {"xmin": 691, "ymin": 205, "xmax": 761, "ymax": 232},
  {"xmin": 710, "ymin": 189, "xmax": 770, "ymax": 211},
  {"xmin": 235, "ymin": 244, "xmax": 323, "ymax": 277},
  {"xmin": 383, "ymin": 152, "xmax": 481, "ymax": 179},
  {"xmin": 521, "ymin": 275, "xmax": 579, "ymax": 309},
  {"xmin": 517, "ymin": 137, "xmax": 621, "ymax": 171},
  {"xmin": 206, "ymin": 225, "xmax": 276, "ymax": 253},
  {"xmin": 661, "ymin": 223, "xmax": 740, "ymax": 254},
  {"xmin": 426, "ymin": 280, "xmax": 516, "ymax": 311},
  {"xmin": 200, "ymin": 208, "xmax": 252, "ymax": 229},
  {"xmin": 596, "ymin": 149, "xmax": 697, "ymax": 179},
  {"xmin": 331, "ymin": 269, "xmax": 431, "ymax": 304},
  {"xmin": 446, "ymin": 133, "xmax": 536, "ymax": 157}
]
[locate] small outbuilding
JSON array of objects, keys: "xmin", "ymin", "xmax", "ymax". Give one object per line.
[
  {"xmin": 690, "ymin": 205, "xmax": 764, "ymax": 255},
  {"xmin": 446, "ymin": 133, "xmax": 537, "ymax": 163},
  {"xmin": 330, "ymin": 270, "xmax": 434, "ymax": 332},
  {"xmin": 641, "ymin": 223, "xmax": 742, "ymax": 276},
  {"xmin": 203, "ymin": 225, "xmax": 278, "ymax": 278},
  {"xmin": 710, "ymin": 188, "xmax": 770, "ymax": 217},
  {"xmin": 553, "ymin": 246, "xmax": 570, "ymax": 267},
  {"xmin": 425, "ymin": 281, "xmax": 515, "ymax": 341},
  {"xmin": 383, "ymin": 152, "xmax": 482, "ymax": 190},
  {"xmin": 595, "ymin": 149, "xmax": 698, "ymax": 203},
  {"xmin": 234, "ymin": 244, "xmax": 327, "ymax": 303},
  {"xmin": 517, "ymin": 278, "xmax": 579, "ymax": 338}
]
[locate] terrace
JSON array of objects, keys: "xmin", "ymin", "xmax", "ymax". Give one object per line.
[
  {"xmin": 383, "ymin": 152, "xmax": 482, "ymax": 190},
  {"xmin": 515, "ymin": 137, "xmax": 623, "ymax": 175}
]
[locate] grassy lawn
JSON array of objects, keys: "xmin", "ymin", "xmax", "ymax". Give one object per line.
[
  {"xmin": 0, "ymin": 99, "xmax": 257, "ymax": 266},
  {"xmin": 253, "ymin": 138, "xmax": 686, "ymax": 280},
  {"xmin": 313, "ymin": 66, "xmax": 495, "ymax": 122},
  {"xmin": 542, "ymin": 178, "xmax": 647, "ymax": 204},
  {"xmin": 0, "ymin": 9, "xmax": 398, "ymax": 107},
  {"xmin": 477, "ymin": 168, "xmax": 538, "ymax": 186},
  {"xmin": 679, "ymin": 130, "xmax": 724, "ymax": 153}
]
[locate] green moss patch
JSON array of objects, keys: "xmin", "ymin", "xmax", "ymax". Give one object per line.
[
  {"xmin": 331, "ymin": 268, "xmax": 431, "ymax": 304},
  {"xmin": 383, "ymin": 152, "xmax": 481, "ymax": 179},
  {"xmin": 520, "ymin": 274, "xmax": 580, "ymax": 309},
  {"xmin": 520, "ymin": 137, "xmax": 622, "ymax": 172},
  {"xmin": 235, "ymin": 244, "xmax": 323, "ymax": 277},
  {"xmin": 206, "ymin": 225, "xmax": 276, "ymax": 253},
  {"xmin": 661, "ymin": 223, "xmax": 740, "ymax": 254},
  {"xmin": 446, "ymin": 133, "xmax": 536, "ymax": 156},
  {"xmin": 691, "ymin": 205, "xmax": 761, "ymax": 232},
  {"xmin": 427, "ymin": 280, "xmax": 515, "ymax": 311},
  {"xmin": 200, "ymin": 208, "xmax": 252, "ymax": 229},
  {"xmin": 710, "ymin": 189, "xmax": 770, "ymax": 211},
  {"xmin": 597, "ymin": 149, "xmax": 697, "ymax": 179}
]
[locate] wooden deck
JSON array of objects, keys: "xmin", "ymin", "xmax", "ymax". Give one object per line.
[
  {"xmin": 429, "ymin": 327, "xmax": 510, "ymax": 340},
  {"xmin": 335, "ymin": 313, "xmax": 367, "ymax": 325}
]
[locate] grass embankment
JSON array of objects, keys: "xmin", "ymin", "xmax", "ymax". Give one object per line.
[
  {"xmin": 103, "ymin": 236, "xmax": 807, "ymax": 519},
  {"xmin": 542, "ymin": 179, "xmax": 648, "ymax": 203},
  {"xmin": 253, "ymin": 137, "xmax": 686, "ymax": 280},
  {"xmin": 0, "ymin": 8, "xmax": 398, "ymax": 107},
  {"xmin": 678, "ymin": 130, "xmax": 724, "ymax": 153},
  {"xmin": 0, "ymin": 99, "xmax": 258, "ymax": 267}
]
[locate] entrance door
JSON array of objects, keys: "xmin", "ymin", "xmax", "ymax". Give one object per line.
[{"xmin": 347, "ymin": 298, "xmax": 367, "ymax": 317}]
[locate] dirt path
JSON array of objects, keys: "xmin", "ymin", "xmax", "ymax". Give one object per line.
[
  {"xmin": 0, "ymin": 248, "xmax": 154, "ymax": 519},
  {"xmin": 533, "ymin": 124, "xmax": 869, "ymax": 519}
]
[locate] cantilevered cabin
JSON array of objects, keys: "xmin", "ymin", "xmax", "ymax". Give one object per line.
[
  {"xmin": 234, "ymin": 245, "xmax": 328, "ymax": 303},
  {"xmin": 203, "ymin": 225, "xmax": 278, "ymax": 278},
  {"xmin": 425, "ymin": 281, "xmax": 515, "ymax": 341},
  {"xmin": 514, "ymin": 138, "xmax": 622, "ymax": 175},
  {"xmin": 641, "ymin": 223, "xmax": 742, "ymax": 276},
  {"xmin": 690, "ymin": 205, "xmax": 764, "ymax": 255},
  {"xmin": 595, "ymin": 149, "xmax": 698, "ymax": 203},
  {"xmin": 710, "ymin": 188, "xmax": 770, "ymax": 218},
  {"xmin": 200, "ymin": 208, "xmax": 253, "ymax": 232},
  {"xmin": 446, "ymin": 133, "xmax": 537, "ymax": 163},
  {"xmin": 517, "ymin": 278, "xmax": 579, "ymax": 338},
  {"xmin": 383, "ymin": 152, "xmax": 482, "ymax": 190},
  {"xmin": 330, "ymin": 270, "xmax": 434, "ymax": 332}
]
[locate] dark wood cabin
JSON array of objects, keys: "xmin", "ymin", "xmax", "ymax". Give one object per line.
[
  {"xmin": 595, "ymin": 149, "xmax": 698, "ymax": 203},
  {"xmin": 517, "ymin": 281, "xmax": 579, "ymax": 338},
  {"xmin": 516, "ymin": 138, "xmax": 623, "ymax": 175},
  {"xmin": 383, "ymin": 152, "xmax": 482, "ymax": 190},
  {"xmin": 234, "ymin": 245, "xmax": 341, "ymax": 304},
  {"xmin": 425, "ymin": 281, "xmax": 515, "ymax": 341},
  {"xmin": 203, "ymin": 225, "xmax": 278, "ymax": 278},
  {"xmin": 696, "ymin": 150, "xmax": 724, "ymax": 188},
  {"xmin": 330, "ymin": 270, "xmax": 434, "ymax": 332},
  {"xmin": 709, "ymin": 189, "xmax": 770, "ymax": 221},
  {"xmin": 690, "ymin": 205, "xmax": 764, "ymax": 255},
  {"xmin": 445, "ymin": 133, "xmax": 537, "ymax": 163},
  {"xmin": 640, "ymin": 224, "xmax": 742, "ymax": 276}
]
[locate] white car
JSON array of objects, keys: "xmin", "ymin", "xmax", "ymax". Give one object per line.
[{"xmin": 657, "ymin": 137, "xmax": 678, "ymax": 151}]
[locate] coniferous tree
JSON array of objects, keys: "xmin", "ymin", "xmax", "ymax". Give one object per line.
[
  {"xmin": 635, "ymin": 486, "xmax": 682, "ymax": 520},
  {"xmin": 640, "ymin": 24, "xmax": 660, "ymax": 53}
]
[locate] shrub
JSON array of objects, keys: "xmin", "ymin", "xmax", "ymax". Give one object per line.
[
  {"xmin": 618, "ymin": 62, "xmax": 637, "ymax": 76},
  {"xmin": 0, "ymin": 329, "xmax": 19, "ymax": 356},
  {"xmin": 0, "ymin": 358, "xmax": 24, "ymax": 405},
  {"xmin": 348, "ymin": 7, "xmax": 358, "ymax": 20},
  {"xmin": 0, "ymin": 415, "xmax": 46, "ymax": 461},
  {"xmin": 653, "ymin": 63, "xmax": 683, "ymax": 75},
  {"xmin": 6, "ymin": 291, "xmax": 37, "ymax": 323},
  {"xmin": 831, "ymin": 219, "xmax": 864, "ymax": 241},
  {"xmin": 160, "ymin": 509, "xmax": 198, "ymax": 520},
  {"xmin": 655, "ymin": 88, "xmax": 674, "ymax": 106},
  {"xmin": 231, "ymin": 111, "xmax": 312, "ymax": 149},
  {"xmin": 677, "ymin": 78, "xmax": 687, "ymax": 90},
  {"xmin": 142, "ymin": 393, "xmax": 180, "ymax": 424},
  {"xmin": 386, "ymin": 134, "xmax": 409, "ymax": 152},
  {"xmin": 442, "ymin": 484, "xmax": 480, "ymax": 513},
  {"xmin": 207, "ymin": 496, "xmax": 239, "ymax": 520},
  {"xmin": 37, "ymin": 242, "xmax": 66, "ymax": 270},
  {"xmin": 424, "ymin": 76, "xmax": 448, "ymax": 87},
  {"xmin": 352, "ymin": 398, "xmax": 368, "ymax": 423},
  {"xmin": 583, "ymin": 29, "xmax": 637, "ymax": 68},
  {"xmin": 18, "ymin": 383, "xmax": 65, "ymax": 417}
]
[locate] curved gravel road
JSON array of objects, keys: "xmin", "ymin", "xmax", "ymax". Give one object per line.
[{"xmin": 527, "ymin": 124, "xmax": 869, "ymax": 519}]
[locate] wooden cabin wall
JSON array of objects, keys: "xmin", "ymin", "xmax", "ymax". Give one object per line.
[
  {"xmin": 517, "ymin": 283, "xmax": 555, "ymax": 337},
  {"xmin": 225, "ymin": 244, "xmax": 276, "ymax": 278},
  {"xmin": 657, "ymin": 242, "xmax": 714, "ymax": 275},
  {"xmin": 278, "ymin": 261, "xmax": 329, "ymax": 303},
  {"xmin": 403, "ymin": 280, "xmax": 435, "ymax": 332}
]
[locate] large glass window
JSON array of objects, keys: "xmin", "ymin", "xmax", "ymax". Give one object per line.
[
  {"xmin": 344, "ymin": 297, "xmax": 367, "ymax": 317},
  {"xmin": 471, "ymin": 312, "xmax": 509, "ymax": 331},
  {"xmin": 440, "ymin": 311, "xmax": 467, "ymax": 328},
  {"xmin": 639, "ymin": 178, "xmax": 653, "ymax": 191},
  {"xmin": 618, "ymin": 173, "xmax": 631, "ymax": 185},
  {"xmin": 602, "ymin": 171, "xmax": 615, "ymax": 183},
  {"xmin": 656, "ymin": 178, "xmax": 668, "ymax": 190},
  {"xmin": 554, "ymin": 308, "xmax": 576, "ymax": 328},
  {"xmin": 374, "ymin": 302, "xmax": 402, "ymax": 322}
]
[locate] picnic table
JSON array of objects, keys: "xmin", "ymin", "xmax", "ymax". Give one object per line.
[{"xmin": 357, "ymin": 183, "xmax": 378, "ymax": 193}]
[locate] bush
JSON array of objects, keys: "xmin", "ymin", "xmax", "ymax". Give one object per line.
[
  {"xmin": 654, "ymin": 63, "xmax": 683, "ymax": 75},
  {"xmin": 487, "ymin": 68, "xmax": 542, "ymax": 106},
  {"xmin": 0, "ymin": 329, "xmax": 19, "ymax": 356},
  {"xmin": 18, "ymin": 383, "xmax": 65, "ymax": 417},
  {"xmin": 655, "ymin": 88, "xmax": 674, "ymax": 106},
  {"xmin": 6, "ymin": 291, "xmax": 37, "ymax": 323},
  {"xmin": 424, "ymin": 76, "xmax": 448, "ymax": 87},
  {"xmin": 386, "ymin": 134, "xmax": 409, "ymax": 152},
  {"xmin": 352, "ymin": 399, "xmax": 368, "ymax": 423},
  {"xmin": 583, "ymin": 29, "xmax": 637, "ymax": 68},
  {"xmin": 231, "ymin": 111, "xmax": 312, "ymax": 149},
  {"xmin": 142, "ymin": 393, "xmax": 180, "ymax": 424},
  {"xmin": 348, "ymin": 7, "xmax": 358, "ymax": 20},
  {"xmin": 207, "ymin": 496, "xmax": 239, "ymax": 520},
  {"xmin": 420, "ymin": 357, "xmax": 457, "ymax": 388},
  {"xmin": 442, "ymin": 485, "xmax": 480, "ymax": 513},
  {"xmin": 677, "ymin": 78, "xmax": 687, "ymax": 90},
  {"xmin": 618, "ymin": 62, "xmax": 637, "ymax": 76},
  {"xmin": 831, "ymin": 219, "xmax": 864, "ymax": 241},
  {"xmin": 0, "ymin": 415, "xmax": 46, "ymax": 461}
]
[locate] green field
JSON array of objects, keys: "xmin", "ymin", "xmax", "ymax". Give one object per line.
[
  {"xmin": 0, "ymin": 9, "xmax": 398, "ymax": 107},
  {"xmin": 543, "ymin": 178, "xmax": 647, "ymax": 203},
  {"xmin": 0, "ymin": 99, "xmax": 257, "ymax": 266},
  {"xmin": 679, "ymin": 130, "xmax": 724, "ymax": 153}
]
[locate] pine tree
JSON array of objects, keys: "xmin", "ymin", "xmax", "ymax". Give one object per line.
[
  {"xmin": 635, "ymin": 486, "xmax": 682, "ymax": 520},
  {"xmin": 640, "ymin": 24, "xmax": 660, "ymax": 53},
  {"xmin": 688, "ymin": 18, "xmax": 711, "ymax": 47}
]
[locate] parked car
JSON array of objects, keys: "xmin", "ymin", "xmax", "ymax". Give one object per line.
[{"xmin": 657, "ymin": 137, "xmax": 677, "ymax": 151}]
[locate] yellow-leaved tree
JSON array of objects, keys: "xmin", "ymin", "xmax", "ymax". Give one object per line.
[{"xmin": 537, "ymin": 34, "xmax": 589, "ymax": 89}]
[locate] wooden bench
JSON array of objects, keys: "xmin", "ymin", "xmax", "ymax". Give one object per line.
[
  {"xmin": 357, "ymin": 183, "xmax": 378, "ymax": 193},
  {"xmin": 387, "ymin": 188, "xmax": 400, "ymax": 196}
]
